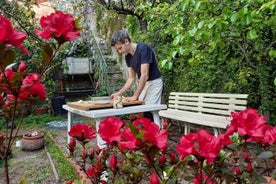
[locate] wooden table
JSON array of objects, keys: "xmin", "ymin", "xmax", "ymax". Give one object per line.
[{"xmin": 63, "ymin": 104, "xmax": 167, "ymax": 148}]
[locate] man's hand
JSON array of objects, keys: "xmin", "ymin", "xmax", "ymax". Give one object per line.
[
  {"xmin": 111, "ymin": 92, "xmax": 121, "ymax": 100},
  {"xmin": 125, "ymin": 95, "xmax": 138, "ymax": 102}
]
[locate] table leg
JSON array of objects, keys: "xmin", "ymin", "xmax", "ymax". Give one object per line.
[
  {"xmin": 152, "ymin": 111, "xmax": 161, "ymax": 128},
  {"xmin": 67, "ymin": 111, "xmax": 73, "ymax": 144},
  {"xmin": 95, "ymin": 118, "xmax": 108, "ymax": 149}
]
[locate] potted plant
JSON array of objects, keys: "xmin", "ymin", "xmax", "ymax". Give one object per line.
[{"xmin": 33, "ymin": 100, "xmax": 49, "ymax": 115}]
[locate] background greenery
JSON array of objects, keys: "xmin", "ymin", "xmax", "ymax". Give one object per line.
[{"xmin": 1, "ymin": 0, "xmax": 275, "ymax": 124}]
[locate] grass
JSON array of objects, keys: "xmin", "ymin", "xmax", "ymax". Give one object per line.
[
  {"xmin": 0, "ymin": 113, "xmax": 66, "ymax": 131},
  {"xmin": 45, "ymin": 133, "xmax": 78, "ymax": 183}
]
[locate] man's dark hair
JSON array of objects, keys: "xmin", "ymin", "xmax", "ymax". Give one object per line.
[{"xmin": 111, "ymin": 30, "xmax": 131, "ymax": 46}]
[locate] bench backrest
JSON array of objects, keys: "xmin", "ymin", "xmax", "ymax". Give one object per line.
[{"xmin": 168, "ymin": 92, "xmax": 248, "ymax": 117}]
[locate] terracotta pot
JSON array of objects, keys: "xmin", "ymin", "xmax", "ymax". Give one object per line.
[
  {"xmin": 34, "ymin": 107, "xmax": 49, "ymax": 115},
  {"xmin": 264, "ymin": 176, "xmax": 276, "ymax": 184},
  {"xmin": 22, "ymin": 132, "xmax": 45, "ymax": 151}
]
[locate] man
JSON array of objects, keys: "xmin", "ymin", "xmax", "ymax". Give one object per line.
[{"xmin": 110, "ymin": 30, "xmax": 163, "ymax": 121}]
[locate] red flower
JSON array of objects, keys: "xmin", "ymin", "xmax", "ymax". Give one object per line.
[
  {"xmin": 34, "ymin": 11, "xmax": 80, "ymax": 44},
  {"xmin": 19, "ymin": 73, "xmax": 46, "ymax": 101},
  {"xmin": 244, "ymin": 152, "xmax": 250, "ymax": 162},
  {"xmin": 109, "ymin": 154, "xmax": 117, "ymax": 170},
  {"xmin": 68, "ymin": 123, "xmax": 96, "ymax": 142},
  {"xmin": 197, "ymin": 130, "xmax": 221, "ymax": 164},
  {"xmin": 168, "ymin": 151, "xmax": 177, "ymax": 164},
  {"xmin": 229, "ymin": 108, "xmax": 266, "ymax": 139},
  {"xmin": 150, "ymin": 172, "xmax": 160, "ymax": 184},
  {"xmin": 65, "ymin": 179, "xmax": 74, "ymax": 184},
  {"xmin": 263, "ymin": 125, "xmax": 276, "ymax": 144},
  {"xmin": 159, "ymin": 154, "xmax": 166, "ymax": 165},
  {"xmin": 0, "ymin": 15, "xmax": 28, "ymax": 54},
  {"xmin": 68, "ymin": 138, "xmax": 76, "ymax": 153},
  {"xmin": 193, "ymin": 172, "xmax": 216, "ymax": 184},
  {"xmin": 18, "ymin": 61, "xmax": 27, "ymax": 72},
  {"xmin": 246, "ymin": 162, "xmax": 253, "ymax": 172},
  {"xmin": 0, "ymin": 95, "xmax": 3, "ymax": 107},
  {"xmin": 133, "ymin": 118, "xmax": 168, "ymax": 150},
  {"xmin": 82, "ymin": 149, "xmax": 88, "ymax": 159},
  {"xmin": 176, "ymin": 133, "xmax": 197, "ymax": 159},
  {"xmin": 87, "ymin": 167, "xmax": 97, "ymax": 178},
  {"xmin": 119, "ymin": 128, "xmax": 141, "ymax": 150},
  {"xmin": 235, "ymin": 166, "xmax": 242, "ymax": 175},
  {"xmin": 98, "ymin": 117, "xmax": 123, "ymax": 144}
]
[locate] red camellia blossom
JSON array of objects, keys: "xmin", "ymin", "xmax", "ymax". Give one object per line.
[
  {"xmin": 132, "ymin": 118, "xmax": 168, "ymax": 150},
  {"xmin": 34, "ymin": 11, "xmax": 80, "ymax": 44},
  {"xmin": 263, "ymin": 125, "xmax": 276, "ymax": 144},
  {"xmin": 176, "ymin": 133, "xmax": 197, "ymax": 159},
  {"xmin": 98, "ymin": 116, "xmax": 123, "ymax": 144},
  {"xmin": 197, "ymin": 129, "xmax": 221, "ymax": 164},
  {"xmin": 68, "ymin": 123, "xmax": 96, "ymax": 142},
  {"xmin": 0, "ymin": 15, "xmax": 28, "ymax": 54},
  {"xmin": 229, "ymin": 108, "xmax": 266, "ymax": 140},
  {"xmin": 19, "ymin": 73, "xmax": 46, "ymax": 101},
  {"xmin": 150, "ymin": 172, "xmax": 160, "ymax": 184},
  {"xmin": 119, "ymin": 128, "xmax": 141, "ymax": 150}
]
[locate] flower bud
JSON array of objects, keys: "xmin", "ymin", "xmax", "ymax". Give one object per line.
[
  {"xmin": 159, "ymin": 154, "xmax": 166, "ymax": 165},
  {"xmin": 244, "ymin": 152, "xmax": 250, "ymax": 162},
  {"xmin": 18, "ymin": 61, "xmax": 26, "ymax": 72},
  {"xmin": 150, "ymin": 172, "xmax": 160, "ymax": 184},
  {"xmin": 109, "ymin": 155, "xmax": 117, "ymax": 170},
  {"xmin": 246, "ymin": 162, "xmax": 253, "ymax": 172},
  {"xmin": 235, "ymin": 166, "xmax": 242, "ymax": 175},
  {"xmin": 82, "ymin": 149, "xmax": 88, "ymax": 159}
]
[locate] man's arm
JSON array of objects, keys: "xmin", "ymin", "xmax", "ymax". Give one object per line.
[
  {"xmin": 111, "ymin": 67, "xmax": 136, "ymax": 99},
  {"xmin": 128, "ymin": 63, "xmax": 149, "ymax": 101}
]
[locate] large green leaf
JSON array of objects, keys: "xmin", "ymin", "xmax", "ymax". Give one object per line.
[
  {"xmin": 1, "ymin": 50, "xmax": 16, "ymax": 68},
  {"xmin": 42, "ymin": 44, "xmax": 53, "ymax": 65}
]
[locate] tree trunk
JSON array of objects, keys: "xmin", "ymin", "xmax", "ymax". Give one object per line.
[
  {"xmin": 4, "ymin": 156, "xmax": 10, "ymax": 184},
  {"xmin": 138, "ymin": 18, "xmax": 148, "ymax": 32}
]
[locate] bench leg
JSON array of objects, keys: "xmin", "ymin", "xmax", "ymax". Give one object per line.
[
  {"xmin": 95, "ymin": 118, "xmax": 108, "ymax": 149},
  {"xmin": 213, "ymin": 128, "xmax": 219, "ymax": 137}
]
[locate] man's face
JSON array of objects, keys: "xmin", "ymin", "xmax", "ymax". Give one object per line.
[{"xmin": 114, "ymin": 39, "xmax": 130, "ymax": 55}]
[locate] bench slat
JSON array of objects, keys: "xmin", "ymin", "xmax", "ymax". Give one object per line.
[
  {"xmin": 169, "ymin": 96, "xmax": 248, "ymax": 105},
  {"xmin": 159, "ymin": 92, "xmax": 248, "ymax": 135},
  {"xmin": 159, "ymin": 109, "xmax": 230, "ymax": 129},
  {"xmin": 170, "ymin": 92, "xmax": 248, "ymax": 99}
]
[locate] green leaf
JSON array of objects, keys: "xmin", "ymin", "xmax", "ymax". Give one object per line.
[
  {"xmin": 188, "ymin": 27, "xmax": 197, "ymax": 36},
  {"xmin": 257, "ymin": 151, "xmax": 274, "ymax": 159},
  {"xmin": 274, "ymin": 77, "xmax": 276, "ymax": 87},
  {"xmin": 171, "ymin": 51, "xmax": 177, "ymax": 58},
  {"xmin": 1, "ymin": 49, "xmax": 16, "ymax": 68},
  {"xmin": 231, "ymin": 13, "xmax": 238, "ymax": 23},
  {"xmin": 246, "ymin": 29, "xmax": 258, "ymax": 40},
  {"xmin": 180, "ymin": 1, "xmax": 188, "ymax": 11},
  {"xmin": 268, "ymin": 49, "xmax": 276, "ymax": 58},
  {"xmin": 198, "ymin": 21, "xmax": 205, "ymax": 29},
  {"xmin": 42, "ymin": 44, "xmax": 53, "ymax": 65}
]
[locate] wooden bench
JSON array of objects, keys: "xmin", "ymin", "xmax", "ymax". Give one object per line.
[{"xmin": 159, "ymin": 92, "xmax": 248, "ymax": 136}]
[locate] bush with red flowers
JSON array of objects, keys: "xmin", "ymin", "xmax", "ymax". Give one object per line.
[
  {"xmin": 0, "ymin": 11, "xmax": 81, "ymax": 184},
  {"xmin": 68, "ymin": 108, "xmax": 276, "ymax": 184}
]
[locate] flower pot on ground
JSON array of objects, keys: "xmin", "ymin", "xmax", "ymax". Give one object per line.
[
  {"xmin": 33, "ymin": 101, "xmax": 49, "ymax": 115},
  {"xmin": 34, "ymin": 106, "xmax": 49, "ymax": 115},
  {"xmin": 22, "ymin": 131, "xmax": 45, "ymax": 151}
]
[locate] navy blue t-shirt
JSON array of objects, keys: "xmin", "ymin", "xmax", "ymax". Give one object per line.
[{"xmin": 125, "ymin": 42, "xmax": 162, "ymax": 81}]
